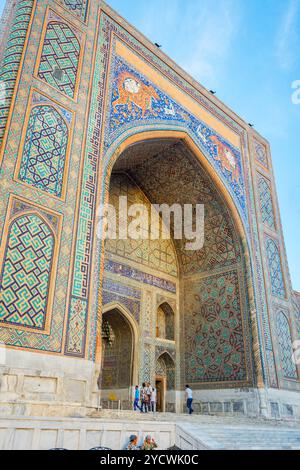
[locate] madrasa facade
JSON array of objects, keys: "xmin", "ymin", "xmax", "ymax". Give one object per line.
[{"xmin": 0, "ymin": 0, "xmax": 299, "ymax": 420}]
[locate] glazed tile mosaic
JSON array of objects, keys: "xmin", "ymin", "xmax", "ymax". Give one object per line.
[
  {"xmin": 106, "ymin": 56, "xmax": 247, "ymax": 224},
  {"xmin": 258, "ymin": 175, "xmax": 276, "ymax": 230},
  {"xmin": 58, "ymin": 0, "xmax": 89, "ymax": 22},
  {"xmin": 254, "ymin": 139, "xmax": 268, "ymax": 169},
  {"xmin": 0, "ymin": 1, "xmax": 34, "ymax": 143},
  {"xmin": 36, "ymin": 10, "xmax": 84, "ymax": 99},
  {"xmin": 18, "ymin": 95, "xmax": 72, "ymax": 197},
  {"xmin": 184, "ymin": 270, "xmax": 252, "ymax": 385},
  {"xmin": 276, "ymin": 311, "xmax": 297, "ymax": 380},
  {"xmin": 104, "ymin": 259, "xmax": 176, "ymax": 294},
  {"xmin": 0, "ymin": 214, "xmax": 54, "ymax": 330}
]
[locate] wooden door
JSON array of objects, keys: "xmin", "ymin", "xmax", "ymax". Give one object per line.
[{"xmin": 155, "ymin": 377, "xmax": 165, "ymax": 412}]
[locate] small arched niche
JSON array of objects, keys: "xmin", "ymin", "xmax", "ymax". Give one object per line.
[
  {"xmin": 155, "ymin": 352, "xmax": 176, "ymax": 412},
  {"xmin": 156, "ymin": 302, "xmax": 175, "ymax": 341},
  {"xmin": 101, "ymin": 307, "xmax": 134, "ymax": 393}
]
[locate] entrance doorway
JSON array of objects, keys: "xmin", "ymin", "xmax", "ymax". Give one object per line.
[
  {"xmin": 101, "ymin": 307, "xmax": 134, "ymax": 400},
  {"xmin": 155, "ymin": 377, "xmax": 166, "ymax": 412},
  {"xmin": 155, "ymin": 352, "xmax": 176, "ymax": 412}
]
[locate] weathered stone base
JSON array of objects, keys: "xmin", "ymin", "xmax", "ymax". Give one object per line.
[
  {"xmin": 1, "ymin": 348, "xmax": 300, "ymax": 420},
  {"xmin": 0, "ymin": 416, "xmax": 179, "ymax": 450},
  {"xmin": 1, "ymin": 414, "xmax": 300, "ymax": 450},
  {"xmin": 0, "ymin": 348, "xmax": 100, "ymax": 416},
  {"xmin": 185, "ymin": 388, "xmax": 300, "ymax": 420}
]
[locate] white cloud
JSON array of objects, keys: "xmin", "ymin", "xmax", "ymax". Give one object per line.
[
  {"xmin": 276, "ymin": 0, "xmax": 300, "ymax": 70},
  {"xmin": 110, "ymin": 0, "xmax": 242, "ymax": 89},
  {"xmin": 134, "ymin": 0, "xmax": 182, "ymax": 45},
  {"xmin": 178, "ymin": 0, "xmax": 242, "ymax": 87}
]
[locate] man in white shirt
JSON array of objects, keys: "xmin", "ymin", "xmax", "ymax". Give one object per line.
[
  {"xmin": 150, "ymin": 388, "xmax": 157, "ymax": 413},
  {"xmin": 185, "ymin": 385, "xmax": 194, "ymax": 415}
]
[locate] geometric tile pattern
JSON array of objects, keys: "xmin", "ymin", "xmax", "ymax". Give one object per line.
[
  {"xmin": 0, "ymin": 2, "xmax": 279, "ymax": 400},
  {"xmin": 18, "ymin": 105, "xmax": 69, "ymax": 197},
  {"xmin": 68, "ymin": 11, "xmax": 253, "ymax": 365},
  {"xmin": 106, "ymin": 173, "xmax": 178, "ymax": 276},
  {"xmin": 276, "ymin": 311, "xmax": 297, "ymax": 380},
  {"xmin": 156, "ymin": 355, "xmax": 167, "ymax": 376},
  {"xmin": 292, "ymin": 293, "xmax": 300, "ymax": 341},
  {"xmin": 156, "ymin": 303, "xmax": 174, "ymax": 341},
  {"xmin": 254, "ymin": 139, "xmax": 268, "ymax": 168},
  {"xmin": 65, "ymin": 297, "xmax": 87, "ymax": 356},
  {"xmin": 0, "ymin": 214, "xmax": 54, "ymax": 330},
  {"xmin": 142, "ymin": 291, "xmax": 153, "ymax": 338},
  {"xmin": 156, "ymin": 352, "xmax": 175, "ymax": 390},
  {"xmin": 184, "ymin": 271, "xmax": 248, "ymax": 384},
  {"xmin": 104, "ymin": 259, "xmax": 177, "ymax": 294},
  {"xmin": 102, "ymin": 290, "xmax": 140, "ymax": 325},
  {"xmin": 266, "ymin": 237, "xmax": 286, "ymax": 299},
  {"xmin": 103, "ymin": 278, "xmax": 141, "ymax": 300},
  {"xmin": 129, "ymin": 142, "xmax": 242, "ymax": 275},
  {"xmin": 141, "ymin": 343, "xmax": 152, "ymax": 384},
  {"xmin": 37, "ymin": 21, "xmax": 81, "ymax": 98},
  {"xmin": 59, "ymin": 0, "xmax": 89, "ymax": 22},
  {"xmin": 258, "ymin": 176, "xmax": 275, "ymax": 230},
  {"xmin": 0, "ymin": 0, "xmax": 34, "ymax": 143},
  {"xmin": 100, "ymin": 138, "xmax": 249, "ymax": 387}
]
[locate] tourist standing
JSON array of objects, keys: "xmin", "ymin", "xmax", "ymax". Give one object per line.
[
  {"xmin": 150, "ymin": 387, "xmax": 157, "ymax": 413},
  {"xmin": 146, "ymin": 382, "xmax": 152, "ymax": 412},
  {"xmin": 133, "ymin": 385, "xmax": 141, "ymax": 411},
  {"xmin": 185, "ymin": 385, "xmax": 194, "ymax": 415},
  {"xmin": 140, "ymin": 383, "xmax": 148, "ymax": 413}
]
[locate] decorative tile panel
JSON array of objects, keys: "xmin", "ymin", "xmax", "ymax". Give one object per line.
[
  {"xmin": 58, "ymin": 0, "xmax": 89, "ymax": 22},
  {"xmin": 64, "ymin": 297, "xmax": 87, "ymax": 355},
  {"xmin": 0, "ymin": 213, "xmax": 55, "ymax": 331},
  {"xmin": 0, "ymin": 1, "xmax": 34, "ymax": 143},
  {"xmin": 254, "ymin": 139, "xmax": 268, "ymax": 169},
  {"xmin": 276, "ymin": 311, "xmax": 297, "ymax": 380},
  {"xmin": 265, "ymin": 237, "xmax": 286, "ymax": 299},
  {"xmin": 129, "ymin": 142, "xmax": 242, "ymax": 275},
  {"xmin": 106, "ymin": 173, "xmax": 178, "ymax": 276},
  {"xmin": 184, "ymin": 270, "xmax": 252, "ymax": 385},
  {"xmin": 102, "ymin": 278, "xmax": 141, "ymax": 325},
  {"xmin": 258, "ymin": 175, "xmax": 275, "ymax": 230},
  {"xmin": 104, "ymin": 259, "xmax": 176, "ymax": 294},
  {"xmin": 37, "ymin": 10, "xmax": 83, "ymax": 99},
  {"xmin": 18, "ymin": 91, "xmax": 73, "ymax": 198},
  {"xmin": 106, "ymin": 56, "xmax": 247, "ymax": 224},
  {"xmin": 292, "ymin": 294, "xmax": 300, "ymax": 340}
]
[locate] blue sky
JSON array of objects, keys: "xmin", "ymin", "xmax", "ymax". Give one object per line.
[{"xmin": 0, "ymin": 0, "xmax": 299, "ymax": 291}]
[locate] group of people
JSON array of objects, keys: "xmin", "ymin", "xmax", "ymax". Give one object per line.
[
  {"xmin": 133, "ymin": 383, "xmax": 194, "ymax": 415},
  {"xmin": 134, "ymin": 383, "xmax": 157, "ymax": 413},
  {"xmin": 126, "ymin": 434, "xmax": 158, "ymax": 451}
]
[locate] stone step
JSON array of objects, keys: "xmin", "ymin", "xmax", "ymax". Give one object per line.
[
  {"xmin": 1, "ymin": 414, "xmax": 300, "ymax": 450},
  {"xmin": 86, "ymin": 409, "xmax": 300, "ymax": 450},
  {"xmin": 176, "ymin": 422, "xmax": 300, "ymax": 450}
]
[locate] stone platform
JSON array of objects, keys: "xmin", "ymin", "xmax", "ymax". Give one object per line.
[{"xmin": 1, "ymin": 411, "xmax": 300, "ymax": 450}]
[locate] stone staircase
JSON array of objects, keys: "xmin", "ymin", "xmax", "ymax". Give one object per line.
[
  {"xmin": 176, "ymin": 422, "xmax": 300, "ymax": 450},
  {"xmin": 89, "ymin": 409, "xmax": 300, "ymax": 450},
  {"xmin": 1, "ymin": 410, "xmax": 300, "ymax": 449}
]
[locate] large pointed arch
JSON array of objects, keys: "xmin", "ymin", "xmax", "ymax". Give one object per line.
[{"xmin": 94, "ymin": 128, "xmax": 263, "ymax": 389}]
